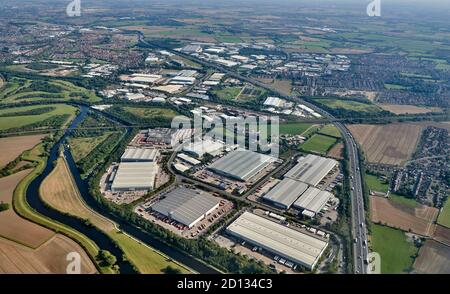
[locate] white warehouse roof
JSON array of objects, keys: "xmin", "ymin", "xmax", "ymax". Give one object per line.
[
  {"xmin": 285, "ymin": 154, "xmax": 338, "ymax": 186},
  {"xmin": 121, "ymin": 147, "xmax": 159, "ymax": 162},
  {"xmin": 293, "ymin": 187, "xmax": 332, "ymax": 215},
  {"xmin": 151, "ymin": 187, "xmax": 221, "ymax": 228},
  {"xmin": 111, "ymin": 162, "xmax": 158, "ymax": 192},
  {"xmin": 226, "ymin": 212, "xmax": 328, "ymax": 270},
  {"xmin": 262, "ymin": 178, "xmax": 309, "ymax": 209},
  {"xmin": 208, "ymin": 149, "xmax": 277, "ymax": 182},
  {"xmin": 183, "ymin": 139, "xmax": 224, "ymax": 158}
]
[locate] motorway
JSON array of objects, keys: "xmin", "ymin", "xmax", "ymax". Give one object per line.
[{"xmin": 138, "ymin": 34, "xmax": 369, "ymax": 274}]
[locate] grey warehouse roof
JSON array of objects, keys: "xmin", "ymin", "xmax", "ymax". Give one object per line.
[
  {"xmin": 151, "ymin": 187, "xmax": 221, "ymax": 227},
  {"xmin": 285, "ymin": 154, "xmax": 337, "ymax": 186},
  {"xmin": 262, "ymin": 178, "xmax": 309, "ymax": 209},
  {"xmin": 208, "ymin": 149, "xmax": 277, "ymax": 181},
  {"xmin": 293, "ymin": 187, "xmax": 332, "ymax": 214},
  {"xmin": 121, "ymin": 147, "xmax": 159, "ymax": 161},
  {"xmin": 111, "ymin": 162, "xmax": 158, "ymax": 190},
  {"xmin": 226, "ymin": 212, "xmax": 328, "ymax": 270}
]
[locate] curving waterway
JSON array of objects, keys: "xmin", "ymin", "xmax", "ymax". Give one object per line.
[{"xmin": 25, "ymin": 105, "xmax": 219, "ymax": 274}]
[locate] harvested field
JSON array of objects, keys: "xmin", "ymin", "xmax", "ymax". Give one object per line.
[
  {"xmin": 413, "ymin": 240, "xmax": 450, "ymax": 274},
  {"xmin": 0, "ymin": 134, "xmax": 46, "ymax": 167},
  {"xmin": 433, "ymin": 225, "xmax": 450, "ymax": 246},
  {"xmin": 327, "ymin": 142, "xmax": 343, "ymax": 159},
  {"xmin": 347, "ymin": 123, "xmax": 423, "ymax": 165},
  {"xmin": 0, "ymin": 235, "xmax": 97, "ymax": 274},
  {"xmin": 378, "ymin": 104, "xmax": 442, "ymax": 115},
  {"xmin": 0, "ymin": 169, "xmax": 54, "ymax": 248},
  {"xmin": 40, "ymin": 157, "xmax": 115, "ymax": 232},
  {"xmin": 370, "ymin": 196, "xmax": 438, "ymax": 236}
]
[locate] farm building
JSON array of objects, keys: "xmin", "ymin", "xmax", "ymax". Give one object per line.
[
  {"xmin": 121, "ymin": 147, "xmax": 159, "ymax": 162},
  {"xmin": 151, "ymin": 187, "xmax": 221, "ymax": 228},
  {"xmin": 208, "ymin": 149, "xmax": 277, "ymax": 182},
  {"xmin": 226, "ymin": 212, "xmax": 328, "ymax": 270},
  {"xmin": 262, "ymin": 178, "xmax": 309, "ymax": 209},
  {"xmin": 182, "ymin": 139, "xmax": 224, "ymax": 158},
  {"xmin": 111, "ymin": 162, "xmax": 158, "ymax": 192},
  {"xmin": 293, "ymin": 187, "xmax": 332, "ymax": 217},
  {"xmin": 285, "ymin": 154, "xmax": 338, "ymax": 186}
]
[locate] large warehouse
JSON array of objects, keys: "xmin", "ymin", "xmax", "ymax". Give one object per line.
[
  {"xmin": 121, "ymin": 147, "xmax": 159, "ymax": 162},
  {"xmin": 226, "ymin": 212, "xmax": 328, "ymax": 270},
  {"xmin": 151, "ymin": 187, "xmax": 221, "ymax": 228},
  {"xmin": 111, "ymin": 162, "xmax": 158, "ymax": 192},
  {"xmin": 293, "ymin": 187, "xmax": 332, "ymax": 217},
  {"xmin": 208, "ymin": 149, "xmax": 277, "ymax": 182},
  {"xmin": 285, "ymin": 154, "xmax": 338, "ymax": 186},
  {"xmin": 262, "ymin": 178, "xmax": 309, "ymax": 209},
  {"xmin": 182, "ymin": 139, "xmax": 224, "ymax": 158}
]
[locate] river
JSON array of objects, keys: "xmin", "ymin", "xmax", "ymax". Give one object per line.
[{"xmin": 25, "ymin": 105, "xmax": 219, "ymax": 274}]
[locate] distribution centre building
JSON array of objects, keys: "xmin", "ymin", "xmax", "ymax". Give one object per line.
[
  {"xmin": 111, "ymin": 162, "xmax": 158, "ymax": 192},
  {"xmin": 121, "ymin": 147, "xmax": 159, "ymax": 162},
  {"xmin": 262, "ymin": 178, "xmax": 309, "ymax": 209},
  {"xmin": 285, "ymin": 154, "xmax": 338, "ymax": 186},
  {"xmin": 293, "ymin": 187, "xmax": 332, "ymax": 217},
  {"xmin": 226, "ymin": 212, "xmax": 328, "ymax": 270},
  {"xmin": 151, "ymin": 187, "xmax": 221, "ymax": 228},
  {"xmin": 208, "ymin": 149, "xmax": 277, "ymax": 182}
]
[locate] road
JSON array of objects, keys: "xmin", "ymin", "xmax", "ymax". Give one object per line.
[{"xmin": 138, "ymin": 34, "xmax": 369, "ymax": 274}]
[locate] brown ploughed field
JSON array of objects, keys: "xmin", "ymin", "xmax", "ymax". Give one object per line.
[
  {"xmin": 0, "ymin": 134, "xmax": 46, "ymax": 168},
  {"xmin": 370, "ymin": 196, "xmax": 438, "ymax": 236}
]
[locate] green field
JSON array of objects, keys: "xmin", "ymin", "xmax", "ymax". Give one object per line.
[
  {"xmin": 318, "ymin": 124, "xmax": 341, "ymax": 138},
  {"xmin": 300, "ymin": 134, "xmax": 337, "ymax": 155},
  {"xmin": 365, "ymin": 173, "xmax": 389, "ymax": 193},
  {"xmin": 389, "ymin": 194, "xmax": 419, "ymax": 209},
  {"xmin": 0, "ymin": 77, "xmax": 101, "ymax": 104},
  {"xmin": 123, "ymin": 106, "xmax": 178, "ymax": 119},
  {"xmin": 437, "ymin": 197, "xmax": 450, "ymax": 228},
  {"xmin": 110, "ymin": 231, "xmax": 190, "ymax": 274},
  {"xmin": 279, "ymin": 122, "xmax": 314, "ymax": 135},
  {"xmin": 212, "ymin": 87, "xmax": 242, "ymax": 101},
  {"xmin": 384, "ymin": 83, "xmax": 411, "ymax": 90},
  {"xmin": 0, "ymin": 104, "xmax": 77, "ymax": 131},
  {"xmin": 313, "ymin": 98, "xmax": 383, "ymax": 114},
  {"xmin": 215, "ymin": 35, "xmax": 243, "ymax": 43},
  {"xmin": 68, "ymin": 133, "xmax": 114, "ymax": 162},
  {"xmin": 370, "ymin": 224, "xmax": 419, "ymax": 274}
]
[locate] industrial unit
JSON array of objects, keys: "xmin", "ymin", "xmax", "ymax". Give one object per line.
[
  {"xmin": 151, "ymin": 187, "xmax": 221, "ymax": 228},
  {"xmin": 121, "ymin": 147, "xmax": 159, "ymax": 162},
  {"xmin": 285, "ymin": 154, "xmax": 338, "ymax": 186},
  {"xmin": 293, "ymin": 187, "xmax": 332, "ymax": 218},
  {"xmin": 262, "ymin": 178, "xmax": 309, "ymax": 209},
  {"xmin": 111, "ymin": 162, "xmax": 158, "ymax": 192},
  {"xmin": 208, "ymin": 149, "xmax": 277, "ymax": 182},
  {"xmin": 177, "ymin": 153, "xmax": 201, "ymax": 166},
  {"xmin": 182, "ymin": 139, "xmax": 224, "ymax": 158},
  {"xmin": 226, "ymin": 212, "xmax": 328, "ymax": 270}
]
